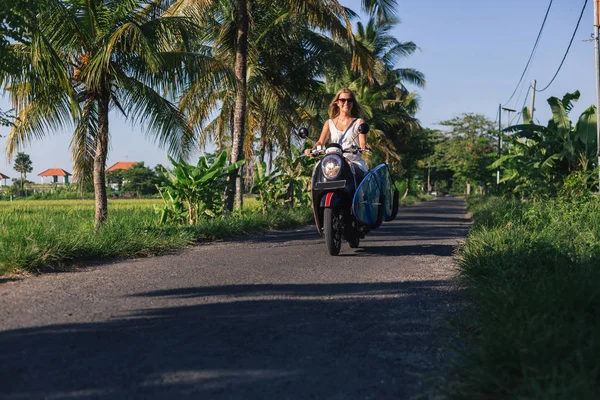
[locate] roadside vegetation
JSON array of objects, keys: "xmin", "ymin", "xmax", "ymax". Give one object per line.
[
  {"xmin": 0, "ymin": 185, "xmax": 428, "ymax": 276},
  {"xmin": 446, "ymin": 92, "xmax": 600, "ymax": 397},
  {"xmin": 0, "ymin": 199, "xmax": 312, "ymax": 275},
  {"xmin": 449, "ymin": 195, "xmax": 600, "ymax": 398}
]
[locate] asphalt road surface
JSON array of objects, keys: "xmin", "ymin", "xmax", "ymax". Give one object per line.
[{"xmin": 0, "ymin": 197, "xmax": 470, "ymax": 400}]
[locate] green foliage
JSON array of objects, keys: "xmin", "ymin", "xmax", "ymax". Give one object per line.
[
  {"xmin": 430, "ymin": 114, "xmax": 497, "ymax": 194},
  {"xmin": 12, "ymin": 152, "xmax": 33, "ymax": 193},
  {"xmin": 4, "ymin": 180, "xmax": 27, "ymax": 198},
  {"xmin": 0, "ymin": 0, "xmax": 30, "ymax": 77},
  {"xmin": 449, "ymin": 196, "xmax": 600, "ymax": 398},
  {"xmin": 106, "ymin": 170, "xmax": 126, "ymax": 192},
  {"xmin": 252, "ymin": 162, "xmax": 272, "ymax": 214},
  {"xmin": 13, "ymin": 152, "xmax": 32, "ymax": 177},
  {"xmin": 499, "ymin": 92, "xmax": 597, "ymax": 198},
  {"xmin": 107, "ymin": 162, "xmax": 169, "ymax": 196},
  {"xmin": 392, "ymin": 128, "xmax": 436, "ymax": 193},
  {"xmin": 27, "ymin": 183, "xmax": 95, "ymax": 200},
  {"xmin": 575, "ymin": 105, "xmax": 597, "ymax": 155},
  {"xmin": 252, "ymin": 146, "xmax": 316, "ymax": 212},
  {"xmin": 157, "ymin": 152, "xmax": 245, "ymax": 224}
]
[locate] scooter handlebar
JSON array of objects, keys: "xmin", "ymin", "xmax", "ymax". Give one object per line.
[
  {"xmin": 343, "ymin": 145, "xmax": 370, "ymax": 155},
  {"xmin": 304, "ymin": 145, "xmax": 370, "ymax": 157},
  {"xmin": 303, "ymin": 148, "xmax": 324, "ymax": 157}
]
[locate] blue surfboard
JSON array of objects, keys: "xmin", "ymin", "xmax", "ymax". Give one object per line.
[{"xmin": 352, "ymin": 164, "xmax": 394, "ymax": 226}]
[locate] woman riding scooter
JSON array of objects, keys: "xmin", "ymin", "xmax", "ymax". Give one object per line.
[{"xmin": 304, "ymin": 88, "xmax": 369, "ymax": 180}]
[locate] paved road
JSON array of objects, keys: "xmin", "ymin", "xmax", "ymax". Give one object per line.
[{"xmin": 0, "ymin": 197, "xmax": 470, "ymax": 400}]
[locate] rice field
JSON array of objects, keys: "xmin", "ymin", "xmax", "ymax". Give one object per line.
[{"xmin": 0, "ymin": 197, "xmax": 308, "ymax": 275}]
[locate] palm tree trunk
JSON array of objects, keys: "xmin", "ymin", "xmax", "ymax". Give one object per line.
[
  {"xmin": 94, "ymin": 92, "xmax": 110, "ymax": 230},
  {"xmin": 227, "ymin": 0, "xmax": 248, "ymax": 211}
]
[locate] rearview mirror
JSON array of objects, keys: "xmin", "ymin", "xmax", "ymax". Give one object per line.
[{"xmin": 297, "ymin": 127, "xmax": 309, "ymax": 139}]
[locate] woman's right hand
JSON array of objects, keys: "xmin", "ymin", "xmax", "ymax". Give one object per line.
[{"xmin": 304, "ymin": 148, "xmax": 313, "ymax": 156}]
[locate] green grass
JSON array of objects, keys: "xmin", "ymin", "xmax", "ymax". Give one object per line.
[
  {"xmin": 401, "ymin": 194, "xmax": 434, "ymax": 205},
  {"xmin": 448, "ymin": 196, "xmax": 600, "ymax": 399},
  {"xmin": 0, "ymin": 198, "xmax": 310, "ymax": 275}
]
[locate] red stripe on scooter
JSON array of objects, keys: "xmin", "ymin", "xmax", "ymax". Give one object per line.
[{"xmin": 325, "ymin": 192, "xmax": 333, "ymax": 207}]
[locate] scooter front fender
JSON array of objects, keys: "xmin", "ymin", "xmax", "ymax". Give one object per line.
[
  {"xmin": 313, "ymin": 192, "xmax": 342, "ymax": 236},
  {"xmin": 320, "ymin": 192, "xmax": 342, "ymax": 208}
]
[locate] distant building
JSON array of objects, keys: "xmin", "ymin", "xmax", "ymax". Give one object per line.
[
  {"xmin": 106, "ymin": 162, "xmax": 139, "ymax": 173},
  {"xmin": 106, "ymin": 162, "xmax": 139, "ymax": 191},
  {"xmin": 0, "ymin": 172, "xmax": 9, "ymax": 186},
  {"xmin": 38, "ymin": 168, "xmax": 71, "ymax": 184}
]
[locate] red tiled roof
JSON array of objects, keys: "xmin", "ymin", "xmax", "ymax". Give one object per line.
[
  {"xmin": 106, "ymin": 161, "xmax": 138, "ymax": 172},
  {"xmin": 0, "ymin": 172, "xmax": 9, "ymax": 179},
  {"xmin": 38, "ymin": 168, "xmax": 71, "ymax": 177}
]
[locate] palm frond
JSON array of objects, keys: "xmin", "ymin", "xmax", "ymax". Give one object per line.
[{"xmin": 116, "ymin": 72, "xmax": 196, "ymax": 159}]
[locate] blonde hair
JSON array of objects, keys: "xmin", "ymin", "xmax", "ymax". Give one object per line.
[{"xmin": 328, "ymin": 88, "xmax": 364, "ymax": 119}]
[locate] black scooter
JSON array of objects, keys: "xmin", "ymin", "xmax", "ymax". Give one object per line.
[{"xmin": 299, "ymin": 124, "xmax": 399, "ymax": 255}]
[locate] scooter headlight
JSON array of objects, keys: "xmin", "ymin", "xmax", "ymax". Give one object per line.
[{"xmin": 322, "ymin": 155, "xmax": 342, "ymax": 180}]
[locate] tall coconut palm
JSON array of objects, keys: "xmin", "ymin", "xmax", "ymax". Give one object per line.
[
  {"xmin": 171, "ymin": 0, "xmax": 399, "ymax": 210},
  {"xmin": 1, "ymin": 0, "xmax": 200, "ymax": 229}
]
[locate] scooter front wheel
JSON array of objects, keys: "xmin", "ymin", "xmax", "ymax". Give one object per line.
[{"xmin": 324, "ymin": 208, "xmax": 342, "ymax": 255}]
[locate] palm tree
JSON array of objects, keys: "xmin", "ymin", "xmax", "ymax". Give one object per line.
[
  {"xmin": 171, "ymin": 0, "xmax": 399, "ymax": 210},
  {"xmin": 13, "ymin": 152, "xmax": 32, "ymax": 192},
  {"xmin": 1, "ymin": 0, "xmax": 199, "ymax": 229}
]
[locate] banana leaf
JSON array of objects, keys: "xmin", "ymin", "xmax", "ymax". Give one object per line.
[{"xmin": 574, "ymin": 105, "xmax": 597, "ymax": 156}]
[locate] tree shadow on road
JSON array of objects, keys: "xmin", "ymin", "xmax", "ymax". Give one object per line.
[
  {"xmin": 372, "ymin": 223, "xmax": 470, "ymax": 239},
  {"xmin": 345, "ymin": 244, "xmax": 457, "ymax": 257},
  {"xmin": 0, "ymin": 281, "xmax": 464, "ymax": 400}
]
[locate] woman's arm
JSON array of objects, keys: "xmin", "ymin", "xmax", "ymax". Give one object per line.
[{"xmin": 357, "ymin": 118, "xmax": 367, "ymax": 149}]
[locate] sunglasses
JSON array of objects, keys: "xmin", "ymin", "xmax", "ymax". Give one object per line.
[{"xmin": 338, "ymin": 98, "xmax": 354, "ymax": 104}]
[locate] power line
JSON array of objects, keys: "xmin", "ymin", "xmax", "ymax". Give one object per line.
[
  {"xmin": 536, "ymin": 0, "xmax": 589, "ymax": 92},
  {"xmin": 512, "ymin": 74, "xmax": 530, "ymax": 110},
  {"xmin": 521, "ymin": 84, "xmax": 531, "ymax": 114},
  {"xmin": 504, "ymin": 0, "xmax": 553, "ymax": 105}
]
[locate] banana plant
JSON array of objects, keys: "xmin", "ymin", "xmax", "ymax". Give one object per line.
[
  {"xmin": 275, "ymin": 146, "xmax": 314, "ymax": 208},
  {"xmin": 252, "ymin": 146, "xmax": 315, "ymax": 211},
  {"xmin": 156, "ymin": 152, "xmax": 245, "ymax": 224},
  {"xmin": 252, "ymin": 161, "xmax": 278, "ymax": 214},
  {"xmin": 497, "ymin": 91, "xmax": 598, "ymax": 197}
]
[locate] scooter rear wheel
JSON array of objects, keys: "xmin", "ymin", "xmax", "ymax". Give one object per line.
[{"xmin": 324, "ymin": 208, "xmax": 342, "ymax": 255}]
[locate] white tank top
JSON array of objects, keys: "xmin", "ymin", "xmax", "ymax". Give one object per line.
[{"xmin": 328, "ymin": 119, "xmax": 367, "ymax": 171}]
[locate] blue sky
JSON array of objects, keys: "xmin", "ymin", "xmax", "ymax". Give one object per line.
[{"xmin": 0, "ymin": 0, "xmax": 595, "ymax": 179}]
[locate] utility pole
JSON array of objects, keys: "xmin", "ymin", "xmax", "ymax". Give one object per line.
[
  {"xmin": 530, "ymin": 80, "xmax": 537, "ymax": 120},
  {"xmin": 497, "ymin": 106, "xmax": 516, "ymax": 192},
  {"xmin": 497, "ymin": 103, "xmax": 502, "ymax": 187},
  {"xmin": 594, "ymin": 0, "xmax": 600, "ymax": 192},
  {"xmin": 427, "ymin": 163, "xmax": 431, "ymax": 194}
]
